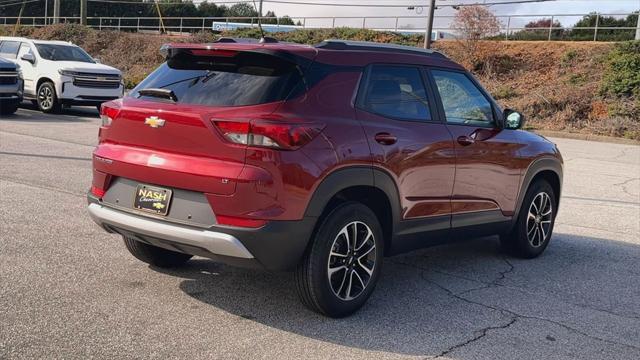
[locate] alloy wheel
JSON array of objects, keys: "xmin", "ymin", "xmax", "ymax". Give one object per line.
[
  {"xmin": 327, "ymin": 221, "xmax": 377, "ymax": 301},
  {"xmin": 38, "ymin": 86, "xmax": 53, "ymax": 110},
  {"xmin": 527, "ymin": 192, "xmax": 553, "ymax": 247}
]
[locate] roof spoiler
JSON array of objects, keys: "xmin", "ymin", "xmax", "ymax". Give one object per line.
[{"xmin": 315, "ymin": 39, "xmax": 447, "ymax": 59}]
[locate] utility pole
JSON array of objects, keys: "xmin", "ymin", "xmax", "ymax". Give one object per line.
[
  {"xmin": 80, "ymin": 0, "xmax": 87, "ymax": 25},
  {"xmin": 424, "ymin": 0, "xmax": 436, "ymax": 49},
  {"xmin": 636, "ymin": 12, "xmax": 640, "ymax": 41},
  {"xmin": 53, "ymin": 0, "xmax": 60, "ymax": 24},
  {"xmin": 45, "ymin": 0, "xmax": 48, "ymax": 25}
]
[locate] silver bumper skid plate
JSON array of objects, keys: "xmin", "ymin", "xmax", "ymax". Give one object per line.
[{"xmin": 88, "ymin": 203, "xmax": 254, "ymax": 259}]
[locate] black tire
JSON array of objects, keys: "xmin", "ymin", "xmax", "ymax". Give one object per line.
[
  {"xmin": 36, "ymin": 82, "xmax": 60, "ymax": 113},
  {"xmin": 123, "ymin": 236, "xmax": 192, "ymax": 268},
  {"xmin": 295, "ymin": 202, "xmax": 383, "ymax": 318},
  {"xmin": 0, "ymin": 103, "xmax": 18, "ymax": 115},
  {"xmin": 500, "ymin": 179, "xmax": 557, "ymax": 258}
]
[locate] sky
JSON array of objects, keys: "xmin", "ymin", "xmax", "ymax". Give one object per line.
[{"xmin": 250, "ymin": 0, "xmax": 640, "ymax": 30}]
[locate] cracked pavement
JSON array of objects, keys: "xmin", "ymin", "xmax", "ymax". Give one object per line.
[{"xmin": 1, "ymin": 106, "xmax": 639, "ymax": 359}]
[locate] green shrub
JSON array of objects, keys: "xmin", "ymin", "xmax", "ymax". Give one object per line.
[
  {"xmin": 566, "ymin": 73, "xmax": 588, "ymax": 86},
  {"xmin": 600, "ymin": 41, "xmax": 640, "ymax": 97},
  {"xmin": 561, "ymin": 49, "xmax": 578, "ymax": 67},
  {"xmin": 493, "ymin": 86, "xmax": 518, "ymax": 100}
]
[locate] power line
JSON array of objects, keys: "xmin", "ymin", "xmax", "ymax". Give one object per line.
[
  {"xmin": 85, "ymin": 0, "xmax": 254, "ymax": 4},
  {"xmin": 0, "ymin": 0, "xmax": 42, "ymax": 7},
  {"xmin": 75, "ymin": 0, "xmax": 557, "ymax": 7}
]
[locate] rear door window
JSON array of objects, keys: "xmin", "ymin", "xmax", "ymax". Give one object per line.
[
  {"xmin": 0, "ymin": 41, "xmax": 20, "ymax": 59},
  {"xmin": 131, "ymin": 51, "xmax": 303, "ymax": 107},
  {"xmin": 358, "ymin": 65, "xmax": 432, "ymax": 121}
]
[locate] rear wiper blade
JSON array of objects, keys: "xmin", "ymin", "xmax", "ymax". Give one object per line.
[{"xmin": 138, "ymin": 88, "xmax": 178, "ymax": 102}]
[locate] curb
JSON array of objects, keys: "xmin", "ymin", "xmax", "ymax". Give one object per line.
[{"xmin": 533, "ymin": 130, "xmax": 640, "ymax": 146}]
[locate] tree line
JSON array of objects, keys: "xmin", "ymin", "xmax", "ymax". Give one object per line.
[
  {"xmin": 509, "ymin": 13, "xmax": 639, "ymax": 41},
  {"xmin": 0, "ymin": 0, "xmax": 298, "ymax": 25}
]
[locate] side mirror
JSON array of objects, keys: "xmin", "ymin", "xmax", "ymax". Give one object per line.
[
  {"xmin": 93, "ymin": 57, "xmax": 101, "ymax": 64},
  {"xmin": 21, "ymin": 52, "xmax": 35, "ymax": 64},
  {"xmin": 503, "ymin": 109, "xmax": 525, "ymax": 130}
]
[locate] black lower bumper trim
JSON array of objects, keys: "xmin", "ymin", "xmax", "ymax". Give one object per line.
[{"xmin": 88, "ymin": 193, "xmax": 316, "ymax": 271}]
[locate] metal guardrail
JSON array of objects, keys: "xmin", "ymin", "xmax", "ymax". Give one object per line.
[{"xmin": 1, "ymin": 13, "xmax": 639, "ymax": 41}]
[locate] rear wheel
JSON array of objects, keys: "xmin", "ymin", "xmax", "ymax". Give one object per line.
[
  {"xmin": 123, "ymin": 236, "xmax": 192, "ymax": 268},
  {"xmin": 37, "ymin": 82, "xmax": 60, "ymax": 113},
  {"xmin": 501, "ymin": 179, "xmax": 556, "ymax": 258},
  {"xmin": 295, "ymin": 202, "xmax": 383, "ymax": 318}
]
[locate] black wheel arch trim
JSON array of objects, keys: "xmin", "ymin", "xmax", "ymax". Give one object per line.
[
  {"xmin": 304, "ymin": 166, "xmax": 403, "ymax": 251},
  {"xmin": 511, "ymin": 156, "xmax": 563, "ymax": 230}
]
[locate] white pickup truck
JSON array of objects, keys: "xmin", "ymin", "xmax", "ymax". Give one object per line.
[{"xmin": 0, "ymin": 37, "xmax": 123, "ymax": 113}]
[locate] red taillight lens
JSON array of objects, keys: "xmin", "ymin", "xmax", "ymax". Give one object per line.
[
  {"xmin": 216, "ymin": 215, "xmax": 267, "ymax": 228},
  {"xmin": 100, "ymin": 102, "xmax": 121, "ymax": 127},
  {"xmin": 214, "ymin": 121, "xmax": 251, "ymax": 145},
  {"xmin": 91, "ymin": 186, "xmax": 106, "ymax": 198},
  {"xmin": 213, "ymin": 120, "xmax": 323, "ymax": 150}
]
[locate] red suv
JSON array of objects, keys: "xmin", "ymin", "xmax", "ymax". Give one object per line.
[{"xmin": 88, "ymin": 39, "xmax": 562, "ymax": 317}]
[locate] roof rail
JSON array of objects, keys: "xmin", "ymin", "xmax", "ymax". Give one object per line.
[
  {"xmin": 213, "ymin": 37, "xmax": 260, "ymax": 43},
  {"xmin": 315, "ymin": 40, "xmax": 446, "ymax": 58},
  {"xmin": 259, "ymin": 36, "xmax": 279, "ymax": 44}
]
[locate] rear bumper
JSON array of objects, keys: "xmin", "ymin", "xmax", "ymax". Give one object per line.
[
  {"xmin": 88, "ymin": 203, "xmax": 254, "ymax": 259},
  {"xmin": 87, "ymin": 194, "xmax": 316, "ymax": 271}
]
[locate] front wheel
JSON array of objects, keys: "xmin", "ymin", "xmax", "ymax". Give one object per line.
[
  {"xmin": 501, "ymin": 179, "xmax": 557, "ymax": 258},
  {"xmin": 37, "ymin": 82, "xmax": 60, "ymax": 113},
  {"xmin": 295, "ymin": 202, "xmax": 383, "ymax": 318}
]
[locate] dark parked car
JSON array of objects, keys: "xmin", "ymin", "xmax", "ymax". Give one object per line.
[
  {"xmin": 88, "ymin": 39, "xmax": 563, "ymax": 317},
  {"xmin": 0, "ymin": 57, "xmax": 23, "ymax": 115}
]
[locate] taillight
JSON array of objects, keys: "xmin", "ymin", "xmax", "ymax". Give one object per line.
[
  {"xmin": 213, "ymin": 120, "xmax": 323, "ymax": 150},
  {"xmin": 100, "ymin": 102, "xmax": 120, "ymax": 127}
]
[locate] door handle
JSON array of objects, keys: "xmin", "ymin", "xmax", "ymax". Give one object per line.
[
  {"xmin": 375, "ymin": 132, "xmax": 397, "ymax": 145},
  {"xmin": 457, "ymin": 135, "xmax": 475, "ymax": 146}
]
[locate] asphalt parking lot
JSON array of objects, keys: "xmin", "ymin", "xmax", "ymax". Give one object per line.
[{"xmin": 1, "ymin": 105, "xmax": 639, "ymax": 359}]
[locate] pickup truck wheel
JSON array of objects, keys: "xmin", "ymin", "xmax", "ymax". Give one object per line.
[
  {"xmin": 122, "ymin": 236, "xmax": 192, "ymax": 268},
  {"xmin": 500, "ymin": 179, "xmax": 556, "ymax": 258},
  {"xmin": 37, "ymin": 82, "xmax": 60, "ymax": 113},
  {"xmin": 295, "ymin": 202, "xmax": 383, "ymax": 318},
  {"xmin": 0, "ymin": 103, "xmax": 18, "ymax": 115}
]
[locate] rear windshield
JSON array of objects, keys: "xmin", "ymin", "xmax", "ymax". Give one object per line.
[{"xmin": 130, "ymin": 50, "xmax": 303, "ymax": 107}]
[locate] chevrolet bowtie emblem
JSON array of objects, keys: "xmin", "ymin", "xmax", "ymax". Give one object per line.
[{"xmin": 144, "ymin": 116, "xmax": 165, "ymax": 128}]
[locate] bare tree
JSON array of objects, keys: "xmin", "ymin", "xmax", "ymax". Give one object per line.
[{"xmin": 451, "ymin": 5, "xmax": 501, "ymax": 67}]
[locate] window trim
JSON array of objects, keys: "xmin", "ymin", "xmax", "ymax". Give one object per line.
[
  {"xmin": 0, "ymin": 40, "xmax": 20, "ymax": 59},
  {"xmin": 355, "ymin": 63, "xmax": 442, "ymax": 124},
  {"xmin": 426, "ymin": 67, "xmax": 501, "ymax": 129}
]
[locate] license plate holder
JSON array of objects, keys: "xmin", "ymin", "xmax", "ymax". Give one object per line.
[{"xmin": 133, "ymin": 184, "xmax": 172, "ymax": 216}]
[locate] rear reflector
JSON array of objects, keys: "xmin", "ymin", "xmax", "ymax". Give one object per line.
[
  {"xmin": 213, "ymin": 120, "xmax": 323, "ymax": 150},
  {"xmin": 216, "ymin": 215, "xmax": 267, "ymax": 228},
  {"xmin": 91, "ymin": 186, "xmax": 106, "ymax": 198}
]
